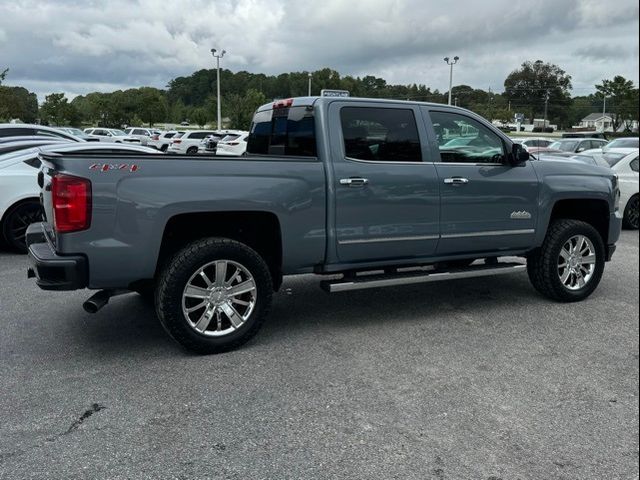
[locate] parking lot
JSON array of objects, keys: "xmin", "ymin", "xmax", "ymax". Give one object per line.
[{"xmin": 0, "ymin": 232, "xmax": 637, "ymax": 479}]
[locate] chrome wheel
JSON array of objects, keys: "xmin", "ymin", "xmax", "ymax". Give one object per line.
[
  {"xmin": 557, "ymin": 235, "xmax": 596, "ymax": 291},
  {"xmin": 181, "ymin": 260, "xmax": 257, "ymax": 337}
]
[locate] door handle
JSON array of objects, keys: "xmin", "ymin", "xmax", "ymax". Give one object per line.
[
  {"xmin": 340, "ymin": 177, "xmax": 369, "ymax": 187},
  {"xmin": 444, "ymin": 177, "xmax": 469, "ymax": 186}
]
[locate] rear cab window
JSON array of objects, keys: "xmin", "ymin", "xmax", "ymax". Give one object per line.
[{"xmin": 247, "ymin": 104, "xmax": 316, "ymax": 157}]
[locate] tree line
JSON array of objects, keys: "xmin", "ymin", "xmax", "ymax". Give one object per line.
[{"xmin": 1, "ymin": 61, "xmax": 638, "ymax": 131}]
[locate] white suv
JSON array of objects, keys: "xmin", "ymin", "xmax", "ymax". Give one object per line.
[
  {"xmin": 216, "ymin": 132, "xmax": 249, "ymax": 156},
  {"xmin": 148, "ymin": 131, "xmax": 184, "ymax": 152},
  {"xmin": 169, "ymin": 130, "xmax": 215, "ymax": 155},
  {"xmin": 123, "ymin": 127, "xmax": 160, "ymax": 146},
  {"xmin": 85, "ymin": 128, "xmax": 141, "ymax": 144}
]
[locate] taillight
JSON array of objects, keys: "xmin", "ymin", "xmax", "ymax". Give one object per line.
[
  {"xmin": 227, "ymin": 142, "xmax": 240, "ymax": 146},
  {"xmin": 151, "ymin": 134, "xmax": 159, "ymax": 140},
  {"xmin": 173, "ymin": 139, "xmax": 182, "ymax": 144},
  {"xmin": 51, "ymin": 174, "xmax": 92, "ymax": 233}
]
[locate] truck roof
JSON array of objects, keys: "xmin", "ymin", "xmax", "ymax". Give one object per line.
[{"xmin": 255, "ymin": 96, "xmax": 468, "ymax": 113}]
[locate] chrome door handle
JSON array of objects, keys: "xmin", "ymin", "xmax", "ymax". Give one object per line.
[
  {"xmin": 444, "ymin": 177, "xmax": 469, "ymax": 186},
  {"xmin": 340, "ymin": 177, "xmax": 369, "ymax": 187}
]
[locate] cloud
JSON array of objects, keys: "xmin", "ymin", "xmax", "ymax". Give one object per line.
[
  {"xmin": 0, "ymin": 0, "xmax": 638, "ymax": 100},
  {"xmin": 574, "ymin": 44, "xmax": 636, "ymax": 62}
]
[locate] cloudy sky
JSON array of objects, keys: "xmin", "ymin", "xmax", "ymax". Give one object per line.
[{"xmin": 0, "ymin": 0, "xmax": 638, "ymax": 101}]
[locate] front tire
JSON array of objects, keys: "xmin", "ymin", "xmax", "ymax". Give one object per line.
[
  {"xmin": 527, "ymin": 219, "xmax": 605, "ymax": 302},
  {"xmin": 623, "ymin": 195, "xmax": 639, "ymax": 230},
  {"xmin": 155, "ymin": 238, "xmax": 273, "ymax": 354}
]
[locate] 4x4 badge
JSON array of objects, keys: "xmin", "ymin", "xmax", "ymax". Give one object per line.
[{"xmin": 510, "ymin": 211, "xmax": 532, "ymax": 220}]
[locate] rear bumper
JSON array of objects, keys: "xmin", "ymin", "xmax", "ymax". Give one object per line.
[{"xmin": 26, "ymin": 223, "xmax": 87, "ymax": 291}]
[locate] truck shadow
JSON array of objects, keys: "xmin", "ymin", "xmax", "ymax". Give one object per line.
[
  {"xmin": 76, "ymin": 273, "xmax": 539, "ymax": 356},
  {"xmin": 255, "ymin": 273, "xmax": 540, "ymax": 347}
]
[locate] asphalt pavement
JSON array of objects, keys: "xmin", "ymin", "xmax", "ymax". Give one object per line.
[{"xmin": 1, "ymin": 232, "xmax": 638, "ymax": 480}]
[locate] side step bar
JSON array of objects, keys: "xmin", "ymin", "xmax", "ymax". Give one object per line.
[{"xmin": 320, "ymin": 262, "xmax": 526, "ymax": 293}]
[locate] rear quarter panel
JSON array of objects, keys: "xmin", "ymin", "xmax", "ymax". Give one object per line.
[{"xmin": 47, "ymin": 155, "xmax": 326, "ymax": 288}]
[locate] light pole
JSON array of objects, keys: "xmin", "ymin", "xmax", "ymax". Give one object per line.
[
  {"xmin": 444, "ymin": 56, "xmax": 459, "ymax": 105},
  {"xmin": 211, "ymin": 48, "xmax": 226, "ymax": 130},
  {"xmin": 601, "ymin": 95, "xmax": 607, "ymax": 132},
  {"xmin": 543, "ymin": 90, "xmax": 549, "ymax": 130},
  {"xmin": 308, "ymin": 73, "xmax": 312, "ymax": 96}
]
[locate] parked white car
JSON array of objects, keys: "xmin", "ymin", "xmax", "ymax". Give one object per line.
[
  {"xmin": 198, "ymin": 130, "xmax": 246, "ymax": 154},
  {"xmin": 123, "ymin": 127, "xmax": 160, "ymax": 146},
  {"xmin": 510, "ymin": 137, "xmax": 555, "ymax": 151},
  {"xmin": 148, "ymin": 131, "xmax": 184, "ymax": 152},
  {"xmin": 85, "ymin": 128, "xmax": 141, "ymax": 144},
  {"xmin": 1, "ymin": 123, "xmax": 84, "ymax": 142},
  {"xmin": 168, "ymin": 130, "xmax": 216, "ymax": 155},
  {"xmin": 603, "ymin": 137, "xmax": 639, "ymax": 151},
  {"xmin": 0, "ymin": 143, "xmax": 159, "ymax": 252},
  {"xmin": 215, "ymin": 132, "xmax": 249, "ymax": 156},
  {"xmin": 608, "ymin": 149, "xmax": 639, "ymax": 230}
]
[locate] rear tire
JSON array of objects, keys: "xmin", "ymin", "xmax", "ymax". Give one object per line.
[
  {"xmin": 623, "ymin": 195, "xmax": 639, "ymax": 230},
  {"xmin": 527, "ymin": 219, "xmax": 605, "ymax": 302},
  {"xmin": 186, "ymin": 146, "xmax": 198, "ymax": 155},
  {"xmin": 1, "ymin": 200, "xmax": 44, "ymax": 253},
  {"xmin": 155, "ymin": 238, "xmax": 273, "ymax": 354}
]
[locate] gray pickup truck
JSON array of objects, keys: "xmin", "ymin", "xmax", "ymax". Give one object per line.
[{"xmin": 26, "ymin": 96, "xmax": 622, "ymax": 353}]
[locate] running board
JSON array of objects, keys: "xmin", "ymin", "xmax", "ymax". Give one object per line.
[{"xmin": 320, "ymin": 262, "xmax": 526, "ymax": 293}]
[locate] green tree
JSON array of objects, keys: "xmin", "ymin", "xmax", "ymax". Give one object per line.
[
  {"xmin": 504, "ymin": 60, "xmax": 572, "ymax": 127},
  {"xmin": 137, "ymin": 87, "xmax": 168, "ymax": 127},
  {"xmin": 40, "ymin": 93, "xmax": 81, "ymax": 126},
  {"xmin": 0, "ymin": 85, "xmax": 38, "ymax": 122},
  {"xmin": 595, "ymin": 76, "xmax": 637, "ymax": 131},
  {"xmin": 190, "ymin": 107, "xmax": 208, "ymax": 128},
  {"xmin": 225, "ymin": 89, "xmax": 266, "ymax": 129},
  {"xmin": 0, "ymin": 68, "xmax": 8, "ymax": 85}
]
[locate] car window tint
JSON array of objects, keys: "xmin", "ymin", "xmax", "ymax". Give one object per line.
[
  {"xmin": 247, "ymin": 106, "xmax": 317, "ymax": 157},
  {"xmin": 430, "ymin": 111, "xmax": 504, "ymax": 164},
  {"xmin": 340, "ymin": 107, "xmax": 421, "ymax": 162},
  {"xmin": 188, "ymin": 132, "xmax": 210, "ymax": 139}
]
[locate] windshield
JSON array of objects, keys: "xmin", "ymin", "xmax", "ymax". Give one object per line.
[
  {"xmin": 606, "ymin": 138, "xmax": 639, "ymax": 149},
  {"xmin": 63, "ymin": 128, "xmax": 85, "ymax": 136},
  {"xmin": 550, "ymin": 140, "xmax": 578, "ymax": 152},
  {"xmin": 220, "ymin": 134, "xmax": 241, "ymax": 142},
  {"xmin": 603, "ymin": 152, "xmax": 627, "ymax": 166}
]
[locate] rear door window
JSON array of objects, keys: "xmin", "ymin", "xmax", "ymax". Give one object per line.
[
  {"xmin": 339, "ymin": 107, "xmax": 422, "ymax": 162},
  {"xmin": 187, "ymin": 131, "xmax": 211, "ymax": 140},
  {"xmin": 247, "ymin": 106, "xmax": 316, "ymax": 157}
]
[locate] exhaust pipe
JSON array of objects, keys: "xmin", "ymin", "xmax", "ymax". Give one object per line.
[{"xmin": 83, "ymin": 289, "xmax": 128, "ymax": 314}]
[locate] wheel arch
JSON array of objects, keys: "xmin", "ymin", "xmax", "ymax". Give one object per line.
[
  {"xmin": 154, "ymin": 211, "xmax": 283, "ymax": 290},
  {"xmin": 545, "ymin": 198, "xmax": 610, "ymax": 245},
  {"xmin": 1, "ymin": 195, "xmax": 41, "ymax": 227}
]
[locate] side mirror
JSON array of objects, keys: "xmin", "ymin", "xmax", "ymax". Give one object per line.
[
  {"xmin": 576, "ymin": 147, "xmax": 585, "ymax": 152},
  {"xmin": 511, "ymin": 143, "xmax": 530, "ymax": 164}
]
